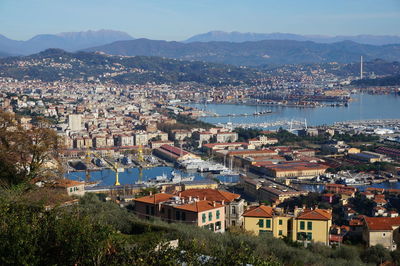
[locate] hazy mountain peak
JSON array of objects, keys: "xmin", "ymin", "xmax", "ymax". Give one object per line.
[
  {"xmin": 185, "ymin": 31, "xmax": 400, "ymax": 45},
  {"xmin": 0, "ymin": 29, "xmax": 135, "ymax": 55}
]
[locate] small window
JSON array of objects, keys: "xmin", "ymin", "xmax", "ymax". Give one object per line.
[
  {"xmin": 307, "ymin": 232, "xmax": 312, "ymax": 240},
  {"xmin": 216, "ymin": 221, "xmax": 221, "ymax": 230},
  {"xmin": 176, "ymin": 211, "xmax": 180, "ymax": 221},
  {"xmin": 307, "ymin": 221, "xmax": 312, "ymax": 230},
  {"xmin": 279, "ymin": 219, "xmax": 283, "ymax": 225},
  {"xmin": 202, "ymin": 213, "xmax": 206, "ymax": 223},
  {"xmin": 216, "ymin": 210, "xmax": 220, "ymax": 219},
  {"xmin": 146, "ymin": 205, "xmax": 150, "ymax": 215},
  {"xmin": 383, "ymin": 233, "xmax": 386, "ymax": 237},
  {"xmin": 259, "ymin": 219, "xmax": 264, "ymax": 228},
  {"xmin": 182, "ymin": 212, "xmax": 186, "ymax": 221},
  {"xmin": 279, "ymin": 230, "xmax": 283, "ymax": 236},
  {"xmin": 232, "ymin": 220, "xmax": 236, "ymax": 226},
  {"xmin": 231, "ymin": 206, "xmax": 236, "ymax": 215},
  {"xmin": 300, "ymin": 221, "xmax": 305, "ymax": 230},
  {"xmin": 209, "ymin": 212, "xmax": 212, "ymax": 221},
  {"xmin": 266, "ymin": 219, "xmax": 271, "ymax": 228}
]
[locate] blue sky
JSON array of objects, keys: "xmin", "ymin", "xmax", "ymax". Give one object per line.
[{"xmin": 0, "ymin": 0, "xmax": 399, "ymax": 40}]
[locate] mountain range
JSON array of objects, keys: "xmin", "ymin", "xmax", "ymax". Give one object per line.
[
  {"xmin": 184, "ymin": 31, "xmax": 400, "ymax": 45},
  {"xmin": 1, "ymin": 30, "xmax": 400, "ymax": 66},
  {"xmin": 0, "ymin": 49, "xmax": 263, "ymax": 86},
  {"xmin": 84, "ymin": 39, "xmax": 400, "ymax": 66},
  {"xmin": 0, "ymin": 29, "xmax": 134, "ymax": 56}
]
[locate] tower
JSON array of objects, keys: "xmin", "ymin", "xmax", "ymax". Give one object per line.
[{"xmin": 360, "ymin": 56, "xmax": 363, "ymax": 80}]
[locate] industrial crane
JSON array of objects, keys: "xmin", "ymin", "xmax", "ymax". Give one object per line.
[{"xmin": 87, "ymin": 150, "xmax": 124, "ymax": 186}]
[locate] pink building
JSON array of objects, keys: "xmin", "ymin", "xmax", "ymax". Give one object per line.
[{"xmin": 134, "ymin": 193, "xmax": 225, "ymax": 232}]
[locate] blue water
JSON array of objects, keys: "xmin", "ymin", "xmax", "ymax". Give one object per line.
[
  {"xmin": 296, "ymin": 182, "xmax": 400, "ymax": 193},
  {"xmin": 188, "ymin": 94, "xmax": 400, "ymax": 127},
  {"xmin": 66, "ymin": 166, "xmax": 239, "ymax": 186}
]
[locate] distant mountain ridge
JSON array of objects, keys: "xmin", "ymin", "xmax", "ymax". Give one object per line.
[
  {"xmin": 84, "ymin": 38, "xmax": 400, "ymax": 66},
  {"xmin": 185, "ymin": 31, "xmax": 400, "ymax": 45},
  {"xmin": 0, "ymin": 30, "xmax": 134, "ymax": 55},
  {"xmin": 0, "ymin": 48, "xmax": 263, "ymax": 86}
]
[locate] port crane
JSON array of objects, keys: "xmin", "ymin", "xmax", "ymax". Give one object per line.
[{"xmin": 87, "ymin": 150, "xmax": 124, "ymax": 186}]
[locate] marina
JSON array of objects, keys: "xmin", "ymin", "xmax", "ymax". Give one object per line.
[{"xmin": 188, "ymin": 94, "xmax": 400, "ymax": 128}]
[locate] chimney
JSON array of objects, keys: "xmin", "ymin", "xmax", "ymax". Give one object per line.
[
  {"xmin": 221, "ymin": 200, "xmax": 225, "ymax": 205},
  {"xmin": 189, "ymin": 196, "xmax": 192, "ymax": 202},
  {"xmin": 204, "ymin": 196, "xmax": 207, "ymax": 200},
  {"xmin": 149, "ymin": 191, "xmax": 152, "ymax": 196},
  {"xmin": 179, "ymin": 192, "xmax": 182, "ymax": 197},
  {"xmin": 212, "ymin": 201, "xmax": 216, "ymax": 207}
]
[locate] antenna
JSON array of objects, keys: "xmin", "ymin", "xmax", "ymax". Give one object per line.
[{"xmin": 360, "ymin": 56, "xmax": 363, "ymax": 80}]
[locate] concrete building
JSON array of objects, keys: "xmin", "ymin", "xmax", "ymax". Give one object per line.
[
  {"xmin": 362, "ymin": 216, "xmax": 400, "ymax": 251},
  {"xmin": 68, "ymin": 114, "xmax": 83, "ymax": 131},
  {"xmin": 258, "ymin": 161, "xmax": 328, "ymax": 179}
]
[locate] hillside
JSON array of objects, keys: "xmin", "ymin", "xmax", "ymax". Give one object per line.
[
  {"xmin": 0, "ymin": 49, "xmax": 264, "ymax": 86},
  {"xmin": 84, "ymin": 38, "xmax": 400, "ymax": 66}
]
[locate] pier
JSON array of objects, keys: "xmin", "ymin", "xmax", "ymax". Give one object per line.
[{"xmin": 219, "ymin": 119, "xmax": 307, "ymax": 130}]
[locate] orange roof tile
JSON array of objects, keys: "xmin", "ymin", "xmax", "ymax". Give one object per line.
[
  {"xmin": 243, "ymin": 205, "xmax": 274, "ymax": 218},
  {"xmin": 134, "ymin": 193, "xmax": 175, "ymax": 204},
  {"xmin": 364, "ymin": 217, "xmax": 400, "ymax": 231},
  {"xmin": 178, "ymin": 189, "xmax": 240, "ymax": 203},
  {"xmin": 174, "ymin": 200, "xmax": 223, "ymax": 213},
  {"xmin": 297, "ymin": 209, "xmax": 332, "ymax": 220}
]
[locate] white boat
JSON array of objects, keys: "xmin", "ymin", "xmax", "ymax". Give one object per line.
[{"xmin": 171, "ymin": 171, "xmax": 195, "ymax": 183}]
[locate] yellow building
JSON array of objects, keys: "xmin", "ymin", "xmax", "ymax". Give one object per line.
[
  {"xmin": 292, "ymin": 209, "xmax": 332, "ymax": 245},
  {"xmin": 243, "ymin": 206, "xmax": 332, "ymax": 245}
]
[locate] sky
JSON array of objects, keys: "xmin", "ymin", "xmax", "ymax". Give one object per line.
[{"xmin": 0, "ymin": 0, "xmax": 399, "ymax": 41}]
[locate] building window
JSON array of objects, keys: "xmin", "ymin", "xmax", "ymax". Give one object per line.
[
  {"xmin": 150, "ymin": 206, "xmax": 155, "ymax": 215},
  {"xmin": 182, "ymin": 212, "xmax": 186, "ymax": 221},
  {"xmin": 231, "ymin": 206, "xmax": 236, "ymax": 215},
  {"xmin": 307, "ymin": 232, "xmax": 312, "ymax": 240},
  {"xmin": 70, "ymin": 188, "xmax": 73, "ymax": 192},
  {"xmin": 307, "ymin": 221, "xmax": 312, "ymax": 230},
  {"xmin": 209, "ymin": 212, "xmax": 212, "ymax": 221},
  {"xmin": 146, "ymin": 205, "xmax": 150, "ymax": 215},
  {"xmin": 216, "ymin": 221, "xmax": 221, "ymax": 230},
  {"xmin": 202, "ymin": 213, "xmax": 206, "ymax": 223},
  {"xmin": 300, "ymin": 221, "xmax": 305, "ymax": 230},
  {"xmin": 232, "ymin": 220, "xmax": 236, "ymax": 226},
  {"xmin": 176, "ymin": 211, "xmax": 180, "ymax": 221},
  {"xmin": 266, "ymin": 219, "xmax": 271, "ymax": 228},
  {"xmin": 209, "ymin": 223, "xmax": 214, "ymax": 231},
  {"xmin": 279, "ymin": 219, "xmax": 283, "ymax": 225},
  {"xmin": 259, "ymin": 219, "xmax": 264, "ymax": 228},
  {"xmin": 216, "ymin": 210, "xmax": 220, "ymax": 219},
  {"xmin": 279, "ymin": 230, "xmax": 283, "ymax": 236}
]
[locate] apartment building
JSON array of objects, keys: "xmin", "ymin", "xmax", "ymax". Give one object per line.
[
  {"xmin": 133, "ymin": 193, "xmax": 225, "ymax": 232},
  {"xmin": 243, "ymin": 205, "xmax": 332, "ymax": 245},
  {"xmin": 178, "ymin": 189, "xmax": 246, "ymax": 227}
]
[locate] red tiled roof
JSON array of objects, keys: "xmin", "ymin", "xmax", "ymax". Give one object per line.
[
  {"xmin": 134, "ymin": 193, "xmax": 175, "ymax": 204},
  {"xmin": 243, "ymin": 205, "xmax": 274, "ymax": 218},
  {"xmin": 227, "ymin": 149, "xmax": 276, "ymax": 156},
  {"xmin": 297, "ymin": 209, "xmax": 332, "ymax": 220},
  {"xmin": 178, "ymin": 189, "xmax": 240, "ymax": 203},
  {"xmin": 159, "ymin": 144, "xmax": 190, "ymax": 156},
  {"xmin": 174, "ymin": 200, "xmax": 223, "ymax": 213},
  {"xmin": 364, "ymin": 217, "xmax": 400, "ymax": 231}
]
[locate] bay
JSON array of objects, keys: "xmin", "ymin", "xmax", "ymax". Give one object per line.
[{"xmin": 188, "ymin": 94, "xmax": 400, "ymax": 127}]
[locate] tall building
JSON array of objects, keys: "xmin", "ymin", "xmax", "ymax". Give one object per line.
[{"xmin": 68, "ymin": 114, "xmax": 82, "ymax": 131}]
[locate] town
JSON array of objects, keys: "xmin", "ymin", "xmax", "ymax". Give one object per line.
[{"xmin": 1, "ymin": 67, "xmax": 400, "ymax": 256}]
